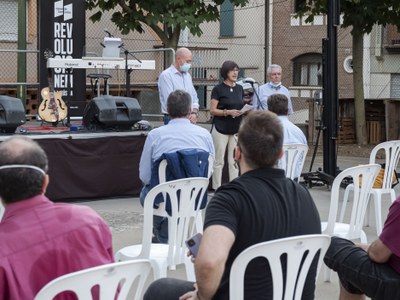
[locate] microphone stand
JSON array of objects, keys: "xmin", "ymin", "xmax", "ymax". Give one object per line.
[
  {"xmin": 121, "ymin": 45, "xmax": 142, "ymax": 98},
  {"xmin": 249, "ymin": 82, "xmax": 264, "ymax": 110},
  {"xmin": 102, "ymin": 31, "xmax": 142, "ymax": 98}
]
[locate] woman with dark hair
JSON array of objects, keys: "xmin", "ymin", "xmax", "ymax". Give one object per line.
[{"xmin": 210, "ymin": 60, "xmax": 245, "ymax": 190}]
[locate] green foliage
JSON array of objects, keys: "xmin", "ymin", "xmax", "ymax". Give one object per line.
[
  {"xmin": 296, "ymin": 0, "xmax": 400, "ymax": 34},
  {"xmin": 295, "ymin": 0, "xmax": 400, "ymax": 144},
  {"xmin": 86, "ymin": 0, "xmax": 248, "ymax": 48}
]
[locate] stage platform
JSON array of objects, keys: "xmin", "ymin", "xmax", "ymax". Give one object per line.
[{"xmin": 0, "ymin": 122, "xmax": 148, "ymax": 201}]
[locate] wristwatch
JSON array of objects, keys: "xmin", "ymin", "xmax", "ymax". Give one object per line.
[{"xmin": 191, "ymin": 111, "xmax": 199, "ymax": 117}]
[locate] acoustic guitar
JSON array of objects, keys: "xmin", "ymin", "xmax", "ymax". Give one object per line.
[{"xmin": 38, "ymin": 50, "xmax": 68, "ymax": 125}]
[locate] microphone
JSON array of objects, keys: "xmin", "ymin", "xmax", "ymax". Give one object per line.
[
  {"xmin": 104, "ymin": 29, "xmax": 113, "ymax": 37},
  {"xmin": 243, "ymin": 77, "xmax": 256, "ymax": 84}
]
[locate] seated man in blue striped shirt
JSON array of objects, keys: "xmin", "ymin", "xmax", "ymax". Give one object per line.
[{"xmin": 139, "ymin": 89, "xmax": 214, "ymax": 243}]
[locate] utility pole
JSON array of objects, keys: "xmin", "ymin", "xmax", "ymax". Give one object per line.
[
  {"xmin": 264, "ymin": 0, "xmax": 270, "ymax": 83},
  {"xmin": 17, "ymin": 0, "xmax": 27, "ymax": 103}
]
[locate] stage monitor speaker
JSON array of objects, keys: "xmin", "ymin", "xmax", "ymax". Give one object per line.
[
  {"xmin": 82, "ymin": 96, "xmax": 142, "ymax": 131},
  {"xmin": 0, "ymin": 96, "xmax": 26, "ymax": 133}
]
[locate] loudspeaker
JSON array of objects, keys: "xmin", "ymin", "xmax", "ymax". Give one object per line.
[
  {"xmin": 82, "ymin": 96, "xmax": 142, "ymax": 131},
  {"xmin": 0, "ymin": 96, "xmax": 26, "ymax": 133},
  {"xmin": 69, "ymin": 100, "xmax": 89, "ymax": 117}
]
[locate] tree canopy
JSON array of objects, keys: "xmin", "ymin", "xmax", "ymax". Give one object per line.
[
  {"xmin": 297, "ymin": 0, "xmax": 400, "ymax": 144},
  {"xmin": 86, "ymin": 0, "xmax": 248, "ymax": 49},
  {"xmin": 297, "ymin": 0, "xmax": 400, "ymax": 34}
]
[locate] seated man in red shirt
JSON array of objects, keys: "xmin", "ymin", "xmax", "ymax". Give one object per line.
[
  {"xmin": 324, "ymin": 196, "xmax": 400, "ymax": 300},
  {"xmin": 0, "ymin": 136, "xmax": 114, "ymax": 300}
]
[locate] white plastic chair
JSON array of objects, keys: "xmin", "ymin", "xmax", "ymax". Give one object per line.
[
  {"xmin": 229, "ymin": 234, "xmax": 331, "ymax": 300},
  {"xmin": 115, "ymin": 177, "xmax": 209, "ymax": 281},
  {"xmin": 366, "ymin": 141, "xmax": 400, "ymax": 235},
  {"xmin": 158, "ymin": 154, "xmax": 213, "ymax": 232},
  {"xmin": 340, "ymin": 141, "xmax": 400, "ymax": 235},
  {"xmin": 281, "ymin": 144, "xmax": 308, "ymax": 182},
  {"xmin": 323, "ymin": 164, "xmax": 381, "ymax": 281},
  {"xmin": 34, "ymin": 259, "xmax": 152, "ymax": 300},
  {"xmin": 0, "ymin": 201, "xmax": 4, "ymax": 221}
]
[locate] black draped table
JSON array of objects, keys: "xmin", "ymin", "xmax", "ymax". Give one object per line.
[{"xmin": 1, "ymin": 131, "xmax": 147, "ymax": 201}]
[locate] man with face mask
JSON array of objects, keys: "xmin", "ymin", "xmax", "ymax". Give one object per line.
[
  {"xmin": 253, "ymin": 64, "xmax": 294, "ymax": 114},
  {"xmin": 0, "ymin": 136, "xmax": 114, "ymax": 299},
  {"xmin": 158, "ymin": 47, "xmax": 200, "ymax": 124}
]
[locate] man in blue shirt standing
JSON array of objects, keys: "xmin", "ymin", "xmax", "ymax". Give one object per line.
[
  {"xmin": 253, "ymin": 64, "xmax": 294, "ymax": 114},
  {"xmin": 158, "ymin": 48, "xmax": 200, "ymax": 124},
  {"xmin": 139, "ymin": 89, "xmax": 214, "ymax": 242}
]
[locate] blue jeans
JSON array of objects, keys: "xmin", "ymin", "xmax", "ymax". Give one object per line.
[
  {"xmin": 144, "ymin": 278, "xmax": 195, "ymax": 300},
  {"xmin": 324, "ymin": 237, "xmax": 400, "ymax": 299},
  {"xmin": 140, "ymin": 184, "xmax": 168, "ymax": 243}
]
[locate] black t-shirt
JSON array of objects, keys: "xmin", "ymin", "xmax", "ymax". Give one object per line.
[
  {"xmin": 204, "ymin": 167, "xmax": 321, "ymax": 300},
  {"xmin": 211, "ymin": 83, "xmax": 244, "ymax": 135}
]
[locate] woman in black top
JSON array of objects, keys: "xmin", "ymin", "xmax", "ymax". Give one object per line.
[{"xmin": 210, "ymin": 60, "xmax": 245, "ymax": 190}]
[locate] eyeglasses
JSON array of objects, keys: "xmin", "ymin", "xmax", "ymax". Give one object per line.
[{"xmin": 234, "ymin": 134, "xmax": 238, "ymax": 143}]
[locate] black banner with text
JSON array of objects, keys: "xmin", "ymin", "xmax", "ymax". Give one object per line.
[{"xmin": 39, "ymin": 0, "xmax": 86, "ymax": 117}]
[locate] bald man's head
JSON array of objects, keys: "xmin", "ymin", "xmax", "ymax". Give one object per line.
[
  {"xmin": 174, "ymin": 47, "xmax": 193, "ymax": 72},
  {"xmin": 0, "ymin": 136, "xmax": 48, "ymax": 203}
]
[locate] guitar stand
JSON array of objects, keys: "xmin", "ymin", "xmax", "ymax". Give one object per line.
[
  {"xmin": 39, "ymin": 119, "xmax": 65, "ymax": 128},
  {"xmin": 64, "ymin": 68, "xmax": 72, "ymax": 127}
]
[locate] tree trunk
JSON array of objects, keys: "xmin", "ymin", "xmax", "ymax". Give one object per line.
[
  {"xmin": 352, "ymin": 29, "xmax": 368, "ymax": 145},
  {"xmin": 146, "ymin": 23, "xmax": 180, "ymax": 67},
  {"xmin": 163, "ymin": 34, "xmax": 179, "ymax": 66},
  {"xmin": 157, "ymin": 25, "xmax": 180, "ymax": 67}
]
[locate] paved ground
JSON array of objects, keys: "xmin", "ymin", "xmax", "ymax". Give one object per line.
[{"xmin": 74, "ymin": 152, "xmax": 400, "ymax": 299}]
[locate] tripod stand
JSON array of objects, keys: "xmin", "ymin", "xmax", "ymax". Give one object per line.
[{"xmin": 302, "ymin": 93, "xmax": 336, "ymax": 188}]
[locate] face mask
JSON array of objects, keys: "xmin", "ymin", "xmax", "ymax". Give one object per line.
[
  {"xmin": 269, "ymin": 81, "xmax": 281, "ymax": 88},
  {"xmin": 180, "ymin": 63, "xmax": 191, "ymax": 73}
]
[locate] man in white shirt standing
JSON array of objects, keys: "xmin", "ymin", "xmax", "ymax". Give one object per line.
[
  {"xmin": 253, "ymin": 64, "xmax": 294, "ymax": 114},
  {"xmin": 158, "ymin": 47, "xmax": 200, "ymax": 124}
]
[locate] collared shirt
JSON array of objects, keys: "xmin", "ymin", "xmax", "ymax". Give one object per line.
[
  {"xmin": 158, "ymin": 65, "xmax": 200, "ymax": 114},
  {"xmin": 253, "ymin": 82, "xmax": 294, "ymax": 114},
  {"xmin": 0, "ymin": 195, "xmax": 114, "ymax": 300},
  {"xmin": 139, "ymin": 118, "xmax": 215, "ymax": 185},
  {"xmin": 278, "ymin": 115, "xmax": 308, "ymax": 179},
  {"xmin": 279, "ymin": 115, "xmax": 307, "ymax": 145}
]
